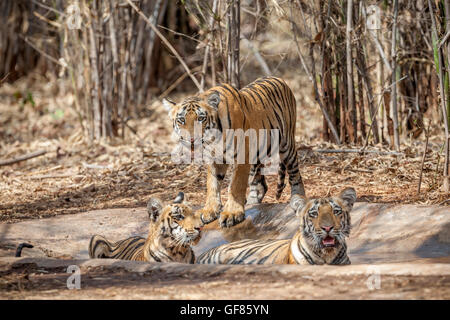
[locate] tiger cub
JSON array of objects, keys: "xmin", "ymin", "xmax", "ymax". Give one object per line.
[
  {"xmin": 196, "ymin": 188, "xmax": 356, "ymax": 265},
  {"xmin": 164, "ymin": 76, "xmax": 305, "ymax": 228},
  {"xmin": 89, "ymin": 192, "xmax": 202, "ymax": 263}
]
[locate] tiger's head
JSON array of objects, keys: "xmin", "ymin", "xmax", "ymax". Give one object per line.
[
  {"xmin": 290, "ymin": 188, "xmax": 356, "ymax": 254},
  {"xmin": 147, "ymin": 192, "xmax": 203, "ymax": 246},
  {"xmin": 163, "ymin": 91, "xmax": 222, "ymax": 153}
]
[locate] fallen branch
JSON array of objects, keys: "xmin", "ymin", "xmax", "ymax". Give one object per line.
[
  {"xmin": 306, "ymin": 163, "xmax": 373, "ymax": 173},
  {"xmin": 125, "ymin": 0, "xmax": 202, "ymax": 92},
  {"xmin": 0, "ymin": 150, "xmax": 47, "ymax": 167},
  {"xmin": 82, "ymin": 162, "xmax": 113, "ymax": 170},
  {"xmin": 29, "ymin": 173, "xmax": 74, "ymax": 180},
  {"xmin": 313, "ymin": 149, "xmax": 403, "ymax": 156}
]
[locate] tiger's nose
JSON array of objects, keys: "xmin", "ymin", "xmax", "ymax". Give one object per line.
[{"xmin": 321, "ymin": 225, "xmax": 333, "ymax": 233}]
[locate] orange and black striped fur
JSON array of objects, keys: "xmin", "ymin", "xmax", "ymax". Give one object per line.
[
  {"xmin": 196, "ymin": 188, "xmax": 356, "ymax": 265},
  {"xmin": 164, "ymin": 76, "xmax": 305, "ymax": 228},
  {"xmin": 89, "ymin": 193, "xmax": 202, "ymax": 263}
]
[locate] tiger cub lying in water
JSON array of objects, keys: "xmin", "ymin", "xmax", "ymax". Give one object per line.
[
  {"xmin": 196, "ymin": 188, "xmax": 356, "ymax": 265},
  {"xmin": 89, "ymin": 192, "xmax": 203, "ymax": 263}
]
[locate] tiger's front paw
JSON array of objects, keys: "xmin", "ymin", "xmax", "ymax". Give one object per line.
[
  {"xmin": 219, "ymin": 210, "xmax": 245, "ymax": 228},
  {"xmin": 198, "ymin": 206, "xmax": 221, "ymax": 225}
]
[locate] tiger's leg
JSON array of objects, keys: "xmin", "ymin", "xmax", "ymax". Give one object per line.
[
  {"xmin": 285, "ymin": 149, "xmax": 305, "ymax": 196},
  {"xmin": 198, "ymin": 163, "xmax": 228, "ymax": 224},
  {"xmin": 220, "ymin": 163, "xmax": 251, "ymax": 228},
  {"xmin": 247, "ymin": 164, "xmax": 267, "ymax": 204}
]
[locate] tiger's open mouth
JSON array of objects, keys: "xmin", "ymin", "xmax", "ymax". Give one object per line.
[{"xmin": 322, "ymin": 236, "xmax": 336, "ymax": 247}]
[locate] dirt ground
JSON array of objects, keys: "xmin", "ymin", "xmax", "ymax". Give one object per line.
[{"xmin": 1, "ymin": 259, "xmax": 449, "ymax": 300}]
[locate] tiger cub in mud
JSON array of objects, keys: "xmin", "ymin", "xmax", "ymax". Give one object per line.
[
  {"xmin": 89, "ymin": 192, "xmax": 203, "ymax": 263},
  {"xmin": 196, "ymin": 188, "xmax": 356, "ymax": 265}
]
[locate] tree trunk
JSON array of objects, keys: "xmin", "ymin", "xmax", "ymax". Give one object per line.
[{"xmin": 227, "ymin": 0, "xmax": 240, "ymax": 89}]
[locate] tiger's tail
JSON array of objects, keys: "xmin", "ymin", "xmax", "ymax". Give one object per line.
[
  {"xmin": 89, "ymin": 235, "xmax": 113, "ymax": 259},
  {"xmin": 15, "ymin": 243, "xmax": 34, "ymax": 257},
  {"xmin": 276, "ymin": 161, "xmax": 286, "ymax": 200}
]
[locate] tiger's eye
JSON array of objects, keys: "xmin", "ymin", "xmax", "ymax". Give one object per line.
[
  {"xmin": 334, "ymin": 209, "xmax": 342, "ymax": 215},
  {"xmin": 308, "ymin": 210, "xmax": 318, "ymax": 218}
]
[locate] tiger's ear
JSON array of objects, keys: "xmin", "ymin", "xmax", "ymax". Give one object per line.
[
  {"xmin": 338, "ymin": 187, "xmax": 357, "ymax": 210},
  {"xmin": 173, "ymin": 192, "xmax": 184, "ymax": 204},
  {"xmin": 290, "ymin": 194, "xmax": 307, "ymax": 216},
  {"xmin": 147, "ymin": 197, "xmax": 164, "ymax": 222},
  {"xmin": 207, "ymin": 92, "xmax": 220, "ymax": 109},
  {"xmin": 162, "ymin": 98, "xmax": 176, "ymax": 112}
]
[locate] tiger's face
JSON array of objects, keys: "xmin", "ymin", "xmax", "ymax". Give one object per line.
[
  {"xmin": 163, "ymin": 92, "xmax": 222, "ymax": 153},
  {"xmin": 160, "ymin": 204, "xmax": 203, "ymax": 246},
  {"xmin": 290, "ymin": 188, "xmax": 356, "ymax": 253},
  {"xmin": 148, "ymin": 196, "xmax": 203, "ymax": 246}
]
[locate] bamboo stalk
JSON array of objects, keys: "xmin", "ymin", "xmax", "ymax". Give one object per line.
[
  {"xmin": 125, "ymin": 0, "xmax": 202, "ymax": 92},
  {"xmin": 241, "ymin": 36, "xmax": 271, "ymax": 76},
  {"xmin": 309, "ymin": 42, "xmax": 341, "ymax": 145},
  {"xmin": 86, "ymin": 1, "xmax": 102, "ymax": 139},
  {"xmin": 356, "ymin": 44, "xmax": 380, "ymax": 144},
  {"xmin": 429, "ymin": 0, "xmax": 450, "ymax": 191},
  {"xmin": 417, "ymin": 121, "xmax": 431, "ymax": 194},
  {"xmin": 141, "ymin": 0, "xmax": 165, "ymax": 104},
  {"xmin": 346, "ymin": 0, "xmax": 357, "ymax": 143},
  {"xmin": 444, "ymin": 0, "xmax": 450, "ymax": 191},
  {"xmin": 390, "ymin": 0, "xmax": 400, "ymax": 151},
  {"xmin": 290, "ymin": 1, "xmax": 312, "ymax": 81},
  {"xmin": 227, "ymin": 0, "xmax": 240, "ymax": 89},
  {"xmin": 200, "ymin": 0, "xmax": 219, "ymax": 90}
]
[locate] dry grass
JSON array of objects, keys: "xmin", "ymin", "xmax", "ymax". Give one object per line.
[{"xmin": 0, "ymin": 72, "xmax": 448, "ymax": 224}]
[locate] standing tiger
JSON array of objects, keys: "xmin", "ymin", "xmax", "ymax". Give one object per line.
[
  {"xmin": 89, "ymin": 192, "xmax": 203, "ymax": 263},
  {"xmin": 196, "ymin": 188, "xmax": 356, "ymax": 265},
  {"xmin": 164, "ymin": 76, "xmax": 305, "ymax": 228}
]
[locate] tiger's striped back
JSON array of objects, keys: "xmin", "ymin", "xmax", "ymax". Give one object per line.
[
  {"xmin": 196, "ymin": 239, "xmax": 291, "ymax": 265},
  {"xmin": 209, "ymin": 76, "xmax": 304, "ymax": 198}
]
